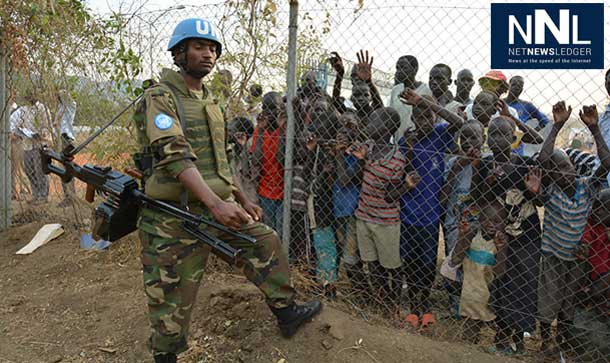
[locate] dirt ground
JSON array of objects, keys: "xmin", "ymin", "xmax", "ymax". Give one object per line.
[{"xmin": 0, "ymin": 219, "xmax": 527, "ymax": 363}]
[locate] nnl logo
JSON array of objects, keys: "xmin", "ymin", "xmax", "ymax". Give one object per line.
[
  {"xmin": 509, "ymin": 9, "xmax": 590, "ymax": 45},
  {"xmin": 491, "ymin": 3, "xmax": 603, "ymax": 70}
]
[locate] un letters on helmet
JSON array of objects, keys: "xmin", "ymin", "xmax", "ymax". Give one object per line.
[
  {"xmin": 168, "ymin": 18, "xmax": 222, "ymax": 56},
  {"xmin": 196, "ymin": 20, "xmax": 215, "ymax": 37}
]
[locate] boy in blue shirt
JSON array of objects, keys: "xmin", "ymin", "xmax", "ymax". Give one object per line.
[
  {"xmin": 398, "ymin": 90, "xmax": 464, "ymax": 328},
  {"xmin": 332, "ymin": 112, "xmax": 367, "ymax": 301}
]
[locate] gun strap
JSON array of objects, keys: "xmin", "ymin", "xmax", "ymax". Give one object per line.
[{"xmin": 161, "ymin": 81, "xmax": 189, "ymax": 210}]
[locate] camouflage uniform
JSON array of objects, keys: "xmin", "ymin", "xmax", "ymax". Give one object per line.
[{"xmin": 134, "ymin": 68, "xmax": 296, "ymax": 355}]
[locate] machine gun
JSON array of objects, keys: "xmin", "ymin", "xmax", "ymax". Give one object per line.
[{"xmin": 40, "ymin": 96, "xmax": 255, "ymax": 265}]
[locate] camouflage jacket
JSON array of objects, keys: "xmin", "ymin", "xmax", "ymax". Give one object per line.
[{"xmin": 133, "ymin": 68, "xmax": 236, "ymax": 204}]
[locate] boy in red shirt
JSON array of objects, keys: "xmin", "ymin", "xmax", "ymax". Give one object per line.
[
  {"xmin": 583, "ymin": 189, "xmax": 610, "ymax": 312},
  {"xmin": 250, "ymin": 92, "xmax": 286, "ymax": 237}
]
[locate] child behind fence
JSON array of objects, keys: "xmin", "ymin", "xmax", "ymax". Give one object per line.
[
  {"xmin": 396, "ymin": 90, "xmax": 464, "ymax": 329},
  {"xmin": 332, "ymin": 111, "xmax": 368, "ymax": 301},
  {"xmin": 534, "ymin": 102, "xmax": 610, "ymax": 356},
  {"xmin": 227, "ymin": 117, "xmax": 257, "ymax": 205},
  {"xmin": 469, "ymin": 91, "xmax": 542, "ymax": 154},
  {"xmin": 278, "ymin": 98, "xmax": 326, "ymax": 265},
  {"xmin": 582, "ymin": 189, "xmax": 610, "ymax": 314},
  {"xmin": 440, "ymin": 120, "xmax": 485, "ymax": 316},
  {"xmin": 451, "ymin": 200, "xmax": 509, "ymax": 344},
  {"xmin": 472, "ymin": 115, "xmax": 542, "ymax": 355},
  {"xmin": 442, "ymin": 120, "xmax": 486, "ymax": 254},
  {"xmin": 250, "ymin": 92, "xmax": 286, "ymax": 237},
  {"xmin": 308, "ymin": 106, "xmax": 340, "ymax": 298},
  {"xmin": 352, "ymin": 107, "xmax": 417, "ymax": 313}
]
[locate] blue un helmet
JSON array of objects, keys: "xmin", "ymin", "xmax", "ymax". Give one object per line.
[{"xmin": 167, "ymin": 18, "xmax": 222, "ymax": 57}]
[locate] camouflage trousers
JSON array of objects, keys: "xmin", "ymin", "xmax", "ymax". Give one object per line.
[{"xmin": 138, "ymin": 205, "xmax": 296, "ymax": 355}]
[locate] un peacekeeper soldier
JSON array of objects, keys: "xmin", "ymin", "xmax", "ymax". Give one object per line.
[{"xmin": 135, "ymin": 18, "xmax": 322, "ymax": 363}]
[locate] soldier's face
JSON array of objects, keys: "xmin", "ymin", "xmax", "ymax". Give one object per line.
[{"xmin": 186, "ymin": 39, "xmax": 218, "ymax": 76}]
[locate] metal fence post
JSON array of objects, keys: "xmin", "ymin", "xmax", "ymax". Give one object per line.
[
  {"xmin": 0, "ymin": 46, "xmax": 11, "ymax": 230},
  {"xmin": 281, "ymin": 0, "xmax": 299, "ymax": 257}
]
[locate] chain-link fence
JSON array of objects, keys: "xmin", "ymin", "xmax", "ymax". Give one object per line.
[{"xmin": 4, "ymin": 0, "xmax": 610, "ymax": 361}]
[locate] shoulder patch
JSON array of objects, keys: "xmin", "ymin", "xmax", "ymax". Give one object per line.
[
  {"xmin": 148, "ymin": 84, "xmax": 169, "ymax": 97},
  {"xmin": 154, "ymin": 113, "xmax": 174, "ymax": 130}
]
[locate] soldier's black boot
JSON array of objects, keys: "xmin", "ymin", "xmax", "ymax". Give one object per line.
[
  {"xmin": 153, "ymin": 353, "xmax": 177, "ymax": 363},
  {"xmin": 270, "ymin": 300, "xmax": 322, "ymax": 338}
]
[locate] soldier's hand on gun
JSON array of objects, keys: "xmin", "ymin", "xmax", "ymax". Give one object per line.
[
  {"xmin": 210, "ymin": 200, "xmax": 250, "ymax": 230},
  {"xmin": 242, "ymin": 200, "xmax": 263, "ymax": 223}
]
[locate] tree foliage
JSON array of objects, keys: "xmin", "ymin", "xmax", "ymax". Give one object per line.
[{"xmin": 1, "ymin": 0, "xmax": 141, "ymax": 164}]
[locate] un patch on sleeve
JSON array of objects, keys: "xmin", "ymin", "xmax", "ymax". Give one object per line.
[{"xmin": 154, "ymin": 113, "xmax": 174, "ymax": 130}]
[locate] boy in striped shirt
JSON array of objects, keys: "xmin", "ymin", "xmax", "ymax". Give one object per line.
[
  {"xmin": 351, "ymin": 107, "xmax": 419, "ymax": 313},
  {"xmin": 534, "ymin": 101, "xmax": 610, "ymax": 356}
]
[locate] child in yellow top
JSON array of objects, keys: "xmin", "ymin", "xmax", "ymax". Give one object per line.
[{"xmin": 451, "ymin": 200, "xmax": 509, "ymax": 344}]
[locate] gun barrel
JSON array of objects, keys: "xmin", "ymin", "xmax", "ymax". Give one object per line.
[
  {"xmin": 134, "ymin": 190, "xmax": 257, "ymax": 245},
  {"xmin": 182, "ymin": 222, "xmax": 241, "ymax": 265}
]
